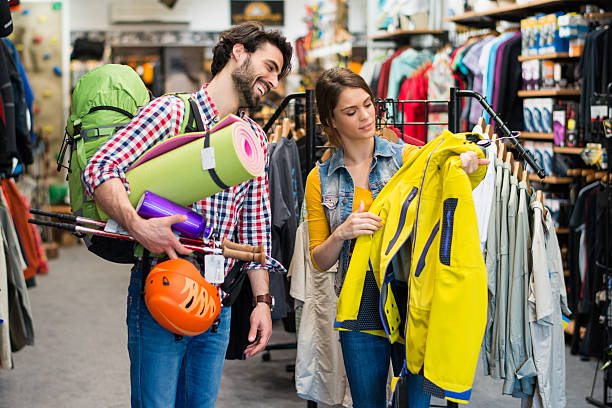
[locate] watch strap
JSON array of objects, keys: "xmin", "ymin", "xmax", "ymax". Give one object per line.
[{"xmin": 254, "ymin": 294, "xmax": 273, "ymax": 307}]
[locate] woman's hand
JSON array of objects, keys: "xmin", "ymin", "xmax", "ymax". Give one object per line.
[
  {"xmin": 460, "ymin": 151, "xmax": 490, "ymax": 175},
  {"xmin": 333, "ymin": 200, "xmax": 383, "ymax": 241}
]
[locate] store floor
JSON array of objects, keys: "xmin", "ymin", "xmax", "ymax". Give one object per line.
[{"xmin": 0, "ymin": 245, "xmax": 605, "ymax": 408}]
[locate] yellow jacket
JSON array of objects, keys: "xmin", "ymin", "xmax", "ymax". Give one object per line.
[{"xmin": 336, "ymin": 130, "xmax": 488, "ymax": 404}]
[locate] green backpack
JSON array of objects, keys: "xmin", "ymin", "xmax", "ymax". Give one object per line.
[{"xmin": 58, "ymin": 64, "xmax": 204, "ymax": 263}]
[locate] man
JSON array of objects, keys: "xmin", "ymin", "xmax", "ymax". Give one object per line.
[{"xmin": 83, "ymin": 22, "xmax": 292, "ymax": 407}]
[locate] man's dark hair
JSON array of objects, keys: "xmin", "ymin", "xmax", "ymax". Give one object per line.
[{"xmin": 211, "ymin": 22, "xmax": 293, "ymax": 79}]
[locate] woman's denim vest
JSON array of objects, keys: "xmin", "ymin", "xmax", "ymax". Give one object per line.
[{"xmin": 317, "ymin": 136, "xmax": 404, "ymax": 295}]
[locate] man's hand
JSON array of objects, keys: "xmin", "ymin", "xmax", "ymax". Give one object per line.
[
  {"xmin": 243, "ymin": 303, "xmax": 272, "ymax": 359},
  {"xmin": 127, "ymin": 215, "xmax": 193, "ymax": 259}
]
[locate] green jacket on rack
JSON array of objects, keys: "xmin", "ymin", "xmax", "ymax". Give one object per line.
[{"xmin": 336, "ymin": 130, "xmax": 488, "ymax": 404}]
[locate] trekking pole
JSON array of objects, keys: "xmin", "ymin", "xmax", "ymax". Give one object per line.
[
  {"xmin": 30, "ymin": 208, "xmax": 213, "ymax": 246},
  {"xmin": 28, "ymin": 218, "xmax": 266, "ymax": 263},
  {"xmin": 30, "ymin": 208, "xmax": 106, "ymax": 228}
]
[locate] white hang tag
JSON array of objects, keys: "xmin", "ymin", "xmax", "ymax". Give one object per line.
[
  {"xmin": 104, "ymin": 218, "xmax": 129, "ymax": 235},
  {"xmin": 204, "ymin": 254, "xmax": 225, "ymax": 284},
  {"xmin": 201, "ymin": 147, "xmax": 216, "ymax": 171}
]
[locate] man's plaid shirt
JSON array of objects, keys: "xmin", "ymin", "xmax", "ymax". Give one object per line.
[{"xmin": 83, "ymin": 84, "xmax": 285, "ymax": 276}]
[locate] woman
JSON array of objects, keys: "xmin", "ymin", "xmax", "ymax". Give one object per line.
[{"xmin": 305, "ymin": 68, "xmax": 486, "ymax": 408}]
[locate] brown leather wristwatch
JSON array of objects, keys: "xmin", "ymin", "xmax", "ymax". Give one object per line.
[{"xmin": 253, "ymin": 294, "xmax": 274, "ymax": 311}]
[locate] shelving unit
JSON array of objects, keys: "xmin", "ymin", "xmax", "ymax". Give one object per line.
[
  {"xmin": 517, "ymin": 52, "xmax": 577, "ymax": 61},
  {"xmin": 519, "ymin": 132, "xmax": 554, "ymax": 140},
  {"xmin": 554, "ymin": 146, "xmax": 583, "ymax": 154},
  {"xmin": 518, "ymin": 89, "xmax": 581, "ymax": 97},
  {"xmin": 528, "ymin": 174, "xmax": 573, "ymax": 184},
  {"xmin": 445, "ymin": 0, "xmax": 611, "ymax": 27},
  {"xmin": 370, "ymin": 29, "xmax": 446, "ymax": 42}
]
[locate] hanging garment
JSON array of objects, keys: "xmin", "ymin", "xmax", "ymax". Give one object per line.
[
  {"xmin": 268, "ymin": 137, "xmax": 303, "ymax": 321},
  {"xmin": 470, "ymin": 126, "xmax": 497, "ymax": 252},
  {"xmin": 290, "ymin": 220, "xmax": 351, "ymax": 407},
  {"xmin": 0, "ymin": 40, "xmax": 32, "ymax": 165},
  {"xmin": 495, "ymin": 34, "xmax": 523, "ymax": 132},
  {"xmin": 1, "ymin": 178, "xmax": 39, "ymax": 280},
  {"xmin": 481, "ymin": 155, "xmax": 501, "ymax": 376},
  {"xmin": 490, "ymin": 161, "xmax": 511, "ymax": 380},
  {"xmin": 526, "ymin": 200, "xmax": 571, "ymax": 408},
  {"xmin": 503, "ymin": 180, "xmax": 536, "ymax": 398},
  {"xmin": 0, "ymin": 40, "xmax": 16, "ymax": 175},
  {"xmin": 0, "ymin": 189, "xmax": 33, "ymax": 352},
  {"xmin": 0, "ymin": 223, "xmax": 10, "ymax": 370},
  {"xmin": 336, "ymin": 130, "xmax": 488, "ymax": 404}
]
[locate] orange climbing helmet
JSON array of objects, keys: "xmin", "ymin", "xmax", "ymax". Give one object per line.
[{"xmin": 144, "ymin": 258, "xmax": 221, "ymax": 336}]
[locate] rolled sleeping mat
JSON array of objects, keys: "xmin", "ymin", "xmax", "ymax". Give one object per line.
[
  {"xmin": 136, "ymin": 190, "xmax": 213, "ymax": 240},
  {"xmin": 124, "ymin": 114, "xmax": 265, "ymax": 208}
]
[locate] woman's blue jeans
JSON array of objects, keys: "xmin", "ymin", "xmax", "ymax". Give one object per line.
[
  {"xmin": 339, "ymin": 330, "xmax": 431, "ymax": 408},
  {"xmin": 126, "ymin": 264, "xmax": 231, "ymax": 408}
]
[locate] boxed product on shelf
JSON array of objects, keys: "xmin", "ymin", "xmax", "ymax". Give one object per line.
[
  {"xmin": 523, "ymin": 98, "xmax": 553, "ymax": 134},
  {"xmin": 542, "ymin": 60, "xmax": 555, "ymax": 88},
  {"xmin": 521, "ymin": 59, "xmax": 540, "ymax": 90},
  {"xmin": 535, "ymin": 141, "xmax": 554, "ymax": 175},
  {"xmin": 565, "ymin": 101, "xmax": 579, "ymax": 147},
  {"xmin": 558, "ymin": 12, "xmax": 588, "ymax": 56},
  {"xmin": 537, "ymin": 12, "xmax": 569, "ymax": 54},
  {"xmin": 520, "ymin": 16, "xmax": 539, "ymax": 56},
  {"xmin": 553, "ymin": 103, "xmax": 567, "ymax": 147},
  {"xmin": 553, "ymin": 61, "xmax": 578, "ymax": 88}
]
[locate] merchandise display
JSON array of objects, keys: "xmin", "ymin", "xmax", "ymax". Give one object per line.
[{"xmin": 2, "ymin": 0, "xmax": 612, "ymax": 407}]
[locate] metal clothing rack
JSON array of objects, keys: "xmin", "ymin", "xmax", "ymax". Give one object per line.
[{"xmin": 586, "ymin": 82, "xmax": 612, "ymax": 408}]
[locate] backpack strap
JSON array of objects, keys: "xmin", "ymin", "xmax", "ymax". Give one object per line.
[
  {"xmin": 88, "ymin": 105, "xmax": 135, "ymax": 118},
  {"xmin": 188, "ymin": 97, "xmax": 205, "ymax": 132},
  {"xmin": 169, "ymin": 93, "xmax": 205, "ymax": 134}
]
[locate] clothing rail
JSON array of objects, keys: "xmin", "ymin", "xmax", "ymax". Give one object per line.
[
  {"xmin": 262, "ymin": 89, "xmax": 316, "ymax": 172},
  {"xmin": 449, "ymin": 87, "xmax": 546, "ymax": 179}
]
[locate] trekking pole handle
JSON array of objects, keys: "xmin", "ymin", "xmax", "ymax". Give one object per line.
[
  {"xmin": 29, "ymin": 208, "xmax": 107, "ymax": 228},
  {"xmin": 221, "ymin": 247, "xmax": 266, "ymax": 264},
  {"xmin": 30, "ymin": 208, "xmax": 77, "ymax": 222},
  {"xmin": 28, "ymin": 218, "xmax": 77, "ymax": 232},
  {"xmin": 222, "ymin": 239, "xmax": 263, "ymax": 254}
]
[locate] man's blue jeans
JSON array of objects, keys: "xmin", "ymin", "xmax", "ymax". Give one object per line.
[
  {"xmin": 127, "ymin": 265, "xmax": 231, "ymax": 408},
  {"xmin": 339, "ymin": 330, "xmax": 431, "ymax": 408}
]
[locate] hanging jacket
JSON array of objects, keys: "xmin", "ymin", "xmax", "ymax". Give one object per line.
[{"xmin": 336, "ymin": 130, "xmax": 488, "ymax": 404}]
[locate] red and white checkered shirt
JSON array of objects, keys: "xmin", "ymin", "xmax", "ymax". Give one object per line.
[{"xmin": 83, "ymin": 84, "xmax": 284, "ymax": 275}]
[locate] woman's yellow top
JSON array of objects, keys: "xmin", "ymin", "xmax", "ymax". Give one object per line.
[{"xmin": 305, "ymin": 146, "xmax": 417, "ymax": 270}]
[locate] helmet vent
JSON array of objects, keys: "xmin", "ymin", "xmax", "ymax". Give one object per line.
[
  {"xmin": 163, "ymin": 277, "xmax": 170, "ymax": 286},
  {"xmin": 184, "ymin": 296, "xmax": 194, "ymax": 309}
]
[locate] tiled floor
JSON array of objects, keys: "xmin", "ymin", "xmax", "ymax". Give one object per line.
[{"xmin": 0, "ymin": 245, "xmax": 604, "ymax": 407}]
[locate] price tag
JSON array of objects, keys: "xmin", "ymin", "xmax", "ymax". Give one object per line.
[
  {"xmin": 204, "ymin": 254, "xmax": 225, "ymax": 284},
  {"xmin": 201, "ymin": 147, "xmax": 216, "ymax": 171},
  {"xmin": 104, "ymin": 219, "xmax": 129, "ymax": 235}
]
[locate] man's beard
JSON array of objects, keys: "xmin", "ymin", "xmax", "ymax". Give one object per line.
[{"xmin": 231, "ymin": 56, "xmax": 260, "ymax": 109}]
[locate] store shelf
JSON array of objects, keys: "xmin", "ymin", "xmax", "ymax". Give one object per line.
[
  {"xmin": 519, "ymin": 132, "xmax": 554, "ymax": 140},
  {"xmin": 370, "ymin": 29, "xmax": 447, "ymax": 42},
  {"xmin": 517, "ymin": 52, "xmax": 577, "ymax": 62},
  {"xmin": 518, "ymin": 89, "xmax": 581, "ymax": 97},
  {"xmin": 554, "ymin": 146, "xmax": 583, "ymax": 154},
  {"xmin": 556, "ymin": 228, "xmax": 569, "ymax": 234},
  {"xmin": 528, "ymin": 174, "xmax": 573, "ymax": 184},
  {"xmin": 445, "ymin": 0, "xmax": 611, "ymax": 27}
]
